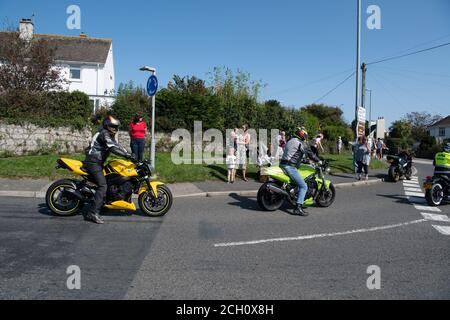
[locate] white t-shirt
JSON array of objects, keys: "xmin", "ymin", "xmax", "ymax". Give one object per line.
[{"xmin": 226, "ymin": 155, "xmax": 237, "ymax": 169}]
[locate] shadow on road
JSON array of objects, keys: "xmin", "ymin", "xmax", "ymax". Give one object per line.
[
  {"xmin": 227, "ymin": 193, "xmax": 293, "ymax": 216},
  {"xmin": 376, "ymin": 194, "xmax": 413, "ymax": 205},
  {"xmin": 37, "ymin": 202, "xmax": 152, "ymax": 219}
]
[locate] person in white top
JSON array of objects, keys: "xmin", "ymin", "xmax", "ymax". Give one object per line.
[
  {"xmin": 226, "ymin": 147, "xmax": 237, "ymax": 184},
  {"xmin": 310, "ymin": 133, "xmax": 325, "ymax": 157},
  {"xmin": 336, "ymin": 136, "xmax": 343, "ymax": 155}
]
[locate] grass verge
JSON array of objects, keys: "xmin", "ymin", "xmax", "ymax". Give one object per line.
[{"xmin": 0, "ymin": 152, "xmax": 388, "ymax": 182}]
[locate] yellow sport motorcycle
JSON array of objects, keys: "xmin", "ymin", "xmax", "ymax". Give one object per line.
[{"xmin": 46, "ymin": 158, "xmax": 173, "ymax": 217}]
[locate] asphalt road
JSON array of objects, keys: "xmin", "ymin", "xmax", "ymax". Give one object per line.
[{"xmin": 0, "ymin": 162, "xmax": 449, "ymax": 300}]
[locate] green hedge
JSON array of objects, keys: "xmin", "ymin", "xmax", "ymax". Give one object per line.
[{"xmin": 0, "ymin": 90, "xmax": 92, "ymax": 130}]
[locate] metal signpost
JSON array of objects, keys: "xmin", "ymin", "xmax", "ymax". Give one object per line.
[{"xmin": 140, "ymin": 66, "xmax": 158, "ymax": 170}]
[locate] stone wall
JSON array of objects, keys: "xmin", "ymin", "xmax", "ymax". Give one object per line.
[
  {"xmin": 0, "ymin": 122, "xmax": 173, "ymax": 156},
  {"xmin": 0, "ymin": 122, "xmax": 92, "ymax": 156}
]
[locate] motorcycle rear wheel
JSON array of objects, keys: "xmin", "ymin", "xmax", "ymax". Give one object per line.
[
  {"xmin": 46, "ymin": 180, "xmax": 84, "ymax": 216},
  {"xmin": 257, "ymin": 182, "xmax": 285, "ymax": 211},
  {"xmin": 425, "ymin": 183, "xmax": 444, "ymax": 207},
  {"xmin": 138, "ymin": 185, "xmax": 173, "ymax": 217}
]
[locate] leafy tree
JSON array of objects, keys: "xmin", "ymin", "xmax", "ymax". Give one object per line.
[
  {"xmin": 111, "ymin": 81, "xmax": 149, "ymax": 126},
  {"xmin": 0, "ymin": 30, "xmax": 65, "ymax": 92},
  {"xmin": 303, "ymin": 104, "xmax": 347, "ymax": 127},
  {"xmin": 402, "ymin": 111, "xmax": 442, "ymax": 143},
  {"xmin": 389, "ymin": 120, "xmax": 412, "ymax": 139}
]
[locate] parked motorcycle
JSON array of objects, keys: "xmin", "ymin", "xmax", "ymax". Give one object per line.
[
  {"xmin": 386, "ymin": 151, "xmax": 413, "ymax": 182},
  {"xmin": 257, "ymin": 161, "xmax": 336, "ymax": 211},
  {"xmin": 46, "ymin": 158, "xmax": 173, "ymax": 217},
  {"xmin": 424, "ymin": 175, "xmax": 450, "ymax": 206}
]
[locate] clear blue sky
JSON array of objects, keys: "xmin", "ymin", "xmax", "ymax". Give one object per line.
[{"xmin": 1, "ymin": 0, "xmax": 449, "ymax": 127}]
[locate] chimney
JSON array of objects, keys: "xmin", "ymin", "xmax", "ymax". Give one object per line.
[{"xmin": 19, "ymin": 18, "xmax": 34, "ymax": 41}]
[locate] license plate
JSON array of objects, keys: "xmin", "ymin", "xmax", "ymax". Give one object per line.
[{"xmin": 423, "ymin": 183, "xmax": 433, "ymax": 190}]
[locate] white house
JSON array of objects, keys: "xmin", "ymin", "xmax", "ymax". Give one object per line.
[
  {"xmin": 0, "ymin": 19, "xmax": 116, "ymax": 112},
  {"xmin": 428, "ymin": 115, "xmax": 450, "ymax": 144}
]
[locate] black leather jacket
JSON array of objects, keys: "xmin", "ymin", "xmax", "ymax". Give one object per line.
[
  {"xmin": 84, "ymin": 128, "xmax": 131, "ymax": 164},
  {"xmin": 280, "ymin": 137, "xmax": 320, "ymax": 168}
]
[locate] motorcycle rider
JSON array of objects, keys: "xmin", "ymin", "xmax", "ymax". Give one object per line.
[
  {"xmin": 433, "ymin": 143, "xmax": 450, "ymax": 179},
  {"xmin": 280, "ymin": 127, "xmax": 322, "ymax": 216},
  {"xmin": 83, "ymin": 115, "xmax": 136, "ymax": 224}
]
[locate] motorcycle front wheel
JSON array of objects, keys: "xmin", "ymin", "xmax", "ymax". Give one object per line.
[
  {"xmin": 257, "ymin": 182, "xmax": 285, "ymax": 211},
  {"xmin": 316, "ymin": 183, "xmax": 336, "ymax": 208},
  {"xmin": 138, "ymin": 185, "xmax": 173, "ymax": 217},
  {"xmin": 425, "ymin": 183, "xmax": 444, "ymax": 207},
  {"xmin": 388, "ymin": 166, "xmax": 400, "ymax": 182},
  {"xmin": 46, "ymin": 180, "xmax": 84, "ymax": 216}
]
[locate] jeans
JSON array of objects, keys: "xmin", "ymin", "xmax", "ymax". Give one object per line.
[
  {"xmin": 84, "ymin": 162, "xmax": 107, "ymax": 216},
  {"xmin": 281, "ymin": 165, "xmax": 308, "ymax": 205},
  {"xmin": 131, "ymin": 138, "xmax": 146, "ymax": 162}
]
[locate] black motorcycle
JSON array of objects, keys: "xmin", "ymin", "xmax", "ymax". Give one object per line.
[
  {"xmin": 424, "ymin": 175, "xmax": 450, "ymax": 206},
  {"xmin": 386, "ymin": 152, "xmax": 413, "ymax": 182}
]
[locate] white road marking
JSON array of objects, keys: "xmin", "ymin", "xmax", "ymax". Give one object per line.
[
  {"xmin": 421, "ymin": 213, "xmax": 450, "ymax": 223},
  {"xmin": 214, "ymin": 219, "xmax": 427, "ymax": 248},
  {"xmin": 432, "ymin": 225, "xmax": 450, "ymax": 236},
  {"xmin": 414, "ymin": 205, "xmax": 441, "ymax": 213},
  {"xmin": 403, "ymin": 182, "xmax": 420, "ymax": 187},
  {"xmin": 404, "ymin": 188, "xmax": 423, "ymax": 193},
  {"xmin": 405, "ymin": 192, "xmax": 425, "ymax": 197}
]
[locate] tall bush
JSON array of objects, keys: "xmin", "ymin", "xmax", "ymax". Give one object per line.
[{"xmin": 0, "ymin": 90, "xmax": 91, "ymax": 129}]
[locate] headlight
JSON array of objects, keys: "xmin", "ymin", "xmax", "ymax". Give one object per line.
[{"xmin": 326, "ymin": 167, "xmax": 331, "ymax": 174}]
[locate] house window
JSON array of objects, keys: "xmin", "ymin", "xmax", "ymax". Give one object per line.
[
  {"xmin": 69, "ymin": 65, "xmax": 81, "ymax": 80},
  {"xmin": 439, "ymin": 128, "xmax": 446, "ymax": 137}
]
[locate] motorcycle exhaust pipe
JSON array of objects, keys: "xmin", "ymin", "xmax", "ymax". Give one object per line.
[
  {"xmin": 64, "ymin": 188, "xmax": 84, "ymax": 201},
  {"xmin": 266, "ymin": 184, "xmax": 289, "ymax": 197}
]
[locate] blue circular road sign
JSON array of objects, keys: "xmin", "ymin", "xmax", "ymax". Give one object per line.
[{"xmin": 147, "ymin": 75, "xmax": 158, "ymax": 96}]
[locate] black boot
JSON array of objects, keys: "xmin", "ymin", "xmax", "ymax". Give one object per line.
[
  {"xmin": 293, "ymin": 204, "xmax": 309, "ymax": 217},
  {"xmin": 84, "ymin": 212, "xmax": 105, "ymax": 224}
]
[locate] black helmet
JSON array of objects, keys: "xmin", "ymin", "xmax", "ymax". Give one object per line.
[{"xmin": 103, "ymin": 116, "xmax": 121, "ymax": 134}]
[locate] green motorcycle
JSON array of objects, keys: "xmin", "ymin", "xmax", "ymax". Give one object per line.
[{"xmin": 257, "ymin": 161, "xmax": 336, "ymax": 211}]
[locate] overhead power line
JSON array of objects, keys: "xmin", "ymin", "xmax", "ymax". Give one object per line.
[
  {"xmin": 313, "ymin": 72, "xmax": 355, "ymax": 103},
  {"xmin": 367, "ymin": 42, "xmax": 450, "ymax": 66}
]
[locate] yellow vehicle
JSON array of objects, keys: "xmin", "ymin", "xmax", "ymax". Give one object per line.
[{"xmin": 46, "ymin": 158, "xmax": 173, "ymax": 217}]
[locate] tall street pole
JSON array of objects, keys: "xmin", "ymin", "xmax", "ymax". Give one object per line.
[
  {"xmin": 140, "ymin": 66, "xmax": 157, "ymax": 171},
  {"xmin": 355, "ymin": 0, "xmax": 362, "ymax": 140},
  {"xmin": 150, "ymin": 73, "xmax": 156, "ymax": 170}
]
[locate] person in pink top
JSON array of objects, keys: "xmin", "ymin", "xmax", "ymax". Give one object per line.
[{"xmin": 128, "ymin": 113, "xmax": 147, "ymax": 161}]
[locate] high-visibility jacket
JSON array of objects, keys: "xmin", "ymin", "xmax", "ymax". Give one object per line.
[{"xmin": 434, "ymin": 152, "xmax": 450, "ymax": 175}]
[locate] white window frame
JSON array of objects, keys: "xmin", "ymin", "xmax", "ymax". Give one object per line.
[
  {"xmin": 69, "ymin": 65, "xmax": 82, "ymax": 82},
  {"xmin": 439, "ymin": 127, "xmax": 446, "ymax": 137}
]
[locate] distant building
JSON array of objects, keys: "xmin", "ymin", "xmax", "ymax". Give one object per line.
[
  {"xmin": 428, "ymin": 115, "xmax": 450, "ymax": 144},
  {"xmin": 0, "ymin": 19, "xmax": 116, "ymax": 112},
  {"xmin": 368, "ymin": 117, "xmax": 387, "ymax": 140}
]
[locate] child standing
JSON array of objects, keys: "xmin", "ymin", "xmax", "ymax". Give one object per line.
[{"xmin": 226, "ymin": 148, "xmax": 237, "ymax": 184}]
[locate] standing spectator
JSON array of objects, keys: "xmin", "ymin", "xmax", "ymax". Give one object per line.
[
  {"xmin": 226, "ymin": 147, "xmax": 237, "ymax": 184},
  {"xmin": 277, "ymin": 130, "xmax": 287, "ymax": 159},
  {"xmin": 310, "ymin": 133, "xmax": 325, "ymax": 157},
  {"xmin": 355, "ymin": 136, "xmax": 371, "ymax": 181},
  {"xmin": 376, "ymin": 138, "xmax": 383, "ymax": 160},
  {"xmin": 236, "ymin": 126, "xmax": 249, "ymax": 182},
  {"xmin": 129, "ymin": 113, "xmax": 147, "ymax": 162},
  {"xmin": 243, "ymin": 124, "xmax": 251, "ymax": 158},
  {"xmin": 228, "ymin": 128, "xmax": 238, "ymax": 155},
  {"xmin": 336, "ymin": 136, "xmax": 343, "ymax": 155}
]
